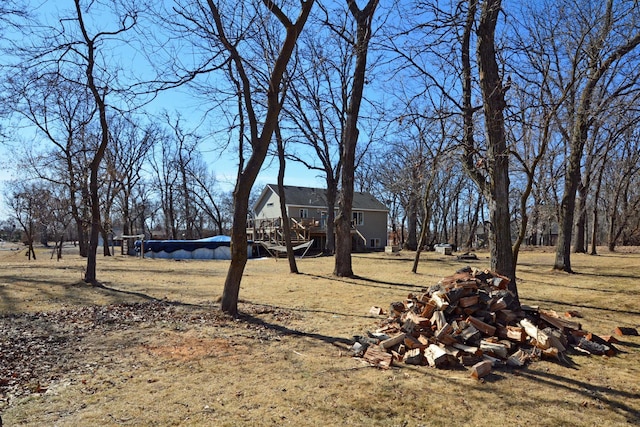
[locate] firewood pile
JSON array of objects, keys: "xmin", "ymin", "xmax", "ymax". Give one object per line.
[{"xmin": 353, "ymin": 266, "xmax": 637, "ymax": 379}]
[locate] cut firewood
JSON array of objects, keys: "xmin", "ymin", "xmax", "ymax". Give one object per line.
[
  {"xmin": 460, "ymin": 354, "xmax": 483, "ymax": 366},
  {"xmin": 576, "ymin": 338, "xmax": 611, "ymax": 356},
  {"xmin": 354, "ymin": 267, "xmax": 627, "ymax": 374},
  {"xmin": 417, "ymin": 334, "xmax": 430, "ymax": 346},
  {"xmin": 369, "ymin": 306, "xmax": 384, "ymax": 316},
  {"xmin": 431, "ymin": 292, "xmax": 449, "ymax": 311},
  {"xmin": 480, "ymin": 340, "xmax": 508, "ymax": 359},
  {"xmin": 467, "ymin": 316, "xmax": 496, "ymax": 336},
  {"xmin": 380, "ymin": 333, "xmax": 407, "ymax": 350},
  {"xmin": 470, "ymin": 360, "xmax": 492, "ymax": 379},
  {"xmin": 363, "ymin": 345, "xmax": 393, "ymax": 369},
  {"xmin": 425, "ymin": 344, "xmax": 449, "ymax": 368},
  {"xmin": 452, "ymin": 342, "xmax": 481, "ymax": 356},
  {"xmin": 496, "ymin": 309, "xmax": 518, "ymax": 325},
  {"xmin": 404, "ymin": 310, "xmax": 431, "ymax": 328},
  {"xmin": 435, "ymin": 323, "xmax": 453, "ymax": 340},
  {"xmin": 520, "ymin": 318, "xmax": 551, "ymax": 349},
  {"xmin": 431, "ymin": 311, "xmax": 447, "ymax": 331},
  {"xmin": 614, "ymin": 326, "xmax": 639, "ymax": 336},
  {"xmin": 420, "ymin": 300, "xmax": 437, "ymax": 319},
  {"xmin": 540, "ymin": 311, "xmax": 581, "ymax": 331},
  {"xmin": 459, "ymin": 295, "xmax": 479, "ymax": 308},
  {"xmin": 404, "ymin": 335, "xmax": 427, "ymax": 350},
  {"xmin": 488, "ymin": 297, "xmax": 507, "ymax": 312},
  {"xmin": 459, "ymin": 324, "xmax": 481, "ymax": 344},
  {"xmin": 507, "ymin": 349, "xmax": 529, "ymax": 367},
  {"xmin": 506, "ymin": 326, "xmax": 527, "ymax": 343},
  {"xmin": 403, "ymin": 348, "xmax": 424, "ymax": 365},
  {"xmin": 389, "ymin": 301, "xmax": 406, "ymax": 317},
  {"xmin": 541, "ymin": 346, "xmax": 560, "ymax": 360}
]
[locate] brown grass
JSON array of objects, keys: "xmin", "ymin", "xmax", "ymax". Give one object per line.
[{"xmin": 1, "ymin": 244, "xmax": 639, "ymax": 426}]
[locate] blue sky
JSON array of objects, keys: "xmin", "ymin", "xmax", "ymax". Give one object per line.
[{"xmin": 0, "ymin": 0, "xmax": 330, "ymax": 219}]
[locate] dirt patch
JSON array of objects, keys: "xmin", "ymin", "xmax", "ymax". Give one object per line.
[{"xmin": 142, "ymin": 335, "xmax": 248, "ymax": 361}]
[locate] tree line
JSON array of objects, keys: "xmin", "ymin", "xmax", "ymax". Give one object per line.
[{"xmin": 1, "ymin": 0, "xmax": 639, "ymax": 315}]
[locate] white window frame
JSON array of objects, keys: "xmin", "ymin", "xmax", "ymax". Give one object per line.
[
  {"xmin": 299, "ymin": 208, "xmax": 309, "ymax": 219},
  {"xmin": 352, "ymin": 211, "xmax": 364, "ymax": 226},
  {"xmin": 370, "ymin": 238, "xmax": 380, "ymax": 248}
]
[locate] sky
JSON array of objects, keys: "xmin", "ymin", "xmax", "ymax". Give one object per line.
[{"xmin": 0, "ymin": 0, "xmax": 330, "ymax": 220}]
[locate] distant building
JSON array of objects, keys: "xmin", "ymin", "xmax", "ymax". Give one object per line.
[{"xmin": 250, "ymin": 184, "xmax": 389, "ymax": 252}]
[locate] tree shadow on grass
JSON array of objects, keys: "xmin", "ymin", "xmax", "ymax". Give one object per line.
[
  {"xmin": 519, "ymin": 296, "xmax": 640, "ymax": 317},
  {"xmin": 238, "ymin": 310, "xmax": 353, "ymax": 346},
  {"xmin": 515, "ymin": 367, "xmax": 640, "ymax": 424},
  {"xmin": 300, "ymin": 272, "xmax": 426, "ymax": 292}
]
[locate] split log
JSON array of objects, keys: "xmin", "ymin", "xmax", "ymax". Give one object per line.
[
  {"xmin": 496, "ymin": 310, "xmax": 518, "ymax": 325},
  {"xmin": 460, "ymin": 354, "xmax": 483, "ymax": 366},
  {"xmin": 520, "ymin": 318, "xmax": 551, "ymax": 349},
  {"xmin": 507, "ymin": 349, "xmax": 529, "ymax": 367},
  {"xmin": 380, "ymin": 333, "xmax": 406, "ymax": 350},
  {"xmin": 425, "ymin": 344, "xmax": 449, "ymax": 368},
  {"xmin": 480, "ymin": 340, "xmax": 508, "ymax": 359},
  {"xmin": 369, "ymin": 306, "xmax": 384, "ymax": 316},
  {"xmin": 470, "ymin": 360, "xmax": 492, "ymax": 379},
  {"xmin": 488, "ymin": 297, "xmax": 507, "ymax": 312},
  {"xmin": 540, "ymin": 311, "xmax": 581, "ymax": 331},
  {"xmin": 403, "ymin": 348, "xmax": 424, "ymax": 365},
  {"xmin": 459, "ymin": 324, "xmax": 481, "ymax": 344},
  {"xmin": 404, "ymin": 335, "xmax": 427, "ymax": 350},
  {"xmin": 431, "ymin": 311, "xmax": 447, "ymax": 331},
  {"xmin": 614, "ymin": 326, "xmax": 639, "ymax": 336},
  {"xmin": 435, "ymin": 323, "xmax": 453, "ymax": 341},
  {"xmin": 363, "ymin": 346, "xmax": 393, "ymax": 369},
  {"xmin": 452, "ymin": 342, "xmax": 481, "ymax": 356},
  {"xmin": 506, "ymin": 326, "xmax": 527, "ymax": 343},
  {"xmin": 576, "ymin": 338, "xmax": 612, "ymax": 356},
  {"xmin": 431, "ymin": 292, "xmax": 449, "ymax": 311},
  {"xmin": 420, "ymin": 300, "xmax": 437, "ymax": 319},
  {"xmin": 459, "ymin": 295, "xmax": 479, "ymax": 308},
  {"xmin": 467, "ymin": 316, "xmax": 497, "ymax": 336}
]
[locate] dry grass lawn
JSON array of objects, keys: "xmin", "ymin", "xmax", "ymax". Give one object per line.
[{"xmin": 1, "ymin": 243, "xmax": 639, "ymax": 426}]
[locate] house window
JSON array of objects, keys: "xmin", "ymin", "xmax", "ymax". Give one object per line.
[
  {"xmin": 299, "ymin": 208, "xmax": 309, "ymax": 218},
  {"xmin": 267, "ymin": 202, "xmax": 274, "ymax": 207},
  {"xmin": 320, "ymin": 211, "xmax": 327, "ymax": 228},
  {"xmin": 352, "ymin": 211, "xmax": 364, "ymax": 226},
  {"xmin": 370, "ymin": 238, "xmax": 380, "ymax": 248}
]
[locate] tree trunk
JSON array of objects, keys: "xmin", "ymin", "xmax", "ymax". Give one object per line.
[
  {"xmin": 334, "ymin": 0, "xmax": 379, "ymax": 277},
  {"xmin": 218, "ymin": 0, "xmax": 315, "ymax": 315},
  {"xmin": 404, "ymin": 196, "xmax": 419, "ymax": 251},
  {"xmin": 80, "ymin": 0, "xmax": 110, "ymax": 285},
  {"xmin": 573, "ymin": 181, "xmax": 588, "ymax": 253},
  {"xmin": 476, "ymin": 0, "xmax": 517, "ymax": 300},
  {"xmin": 276, "ymin": 125, "xmax": 298, "ymax": 273},
  {"xmin": 324, "ymin": 178, "xmax": 337, "ymax": 255}
]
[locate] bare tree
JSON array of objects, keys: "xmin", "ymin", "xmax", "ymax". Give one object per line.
[
  {"xmin": 173, "ymin": 0, "xmax": 316, "ymax": 315},
  {"xmin": 333, "ymin": 0, "xmax": 379, "ymax": 277},
  {"xmin": 4, "ymin": 180, "xmax": 49, "ymax": 260},
  {"xmin": 552, "ymin": 0, "xmax": 640, "ymax": 272}
]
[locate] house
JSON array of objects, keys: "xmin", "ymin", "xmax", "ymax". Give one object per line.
[{"xmin": 250, "ymin": 184, "xmax": 388, "ymax": 253}]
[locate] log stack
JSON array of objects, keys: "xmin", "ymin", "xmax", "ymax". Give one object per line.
[{"xmin": 355, "ymin": 266, "xmax": 631, "ymax": 378}]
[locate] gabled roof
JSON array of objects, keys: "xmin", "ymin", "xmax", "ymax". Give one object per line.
[{"xmin": 258, "ymin": 184, "xmax": 388, "ymax": 211}]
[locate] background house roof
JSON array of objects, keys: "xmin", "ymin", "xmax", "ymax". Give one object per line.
[{"xmin": 263, "ymin": 184, "xmax": 388, "ymax": 211}]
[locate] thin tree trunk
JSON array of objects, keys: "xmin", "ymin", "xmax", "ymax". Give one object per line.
[{"xmin": 276, "ymin": 125, "xmax": 298, "ymax": 273}]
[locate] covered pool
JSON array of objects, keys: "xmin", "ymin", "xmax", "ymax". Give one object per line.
[{"xmin": 136, "ymin": 236, "xmax": 252, "ymax": 260}]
